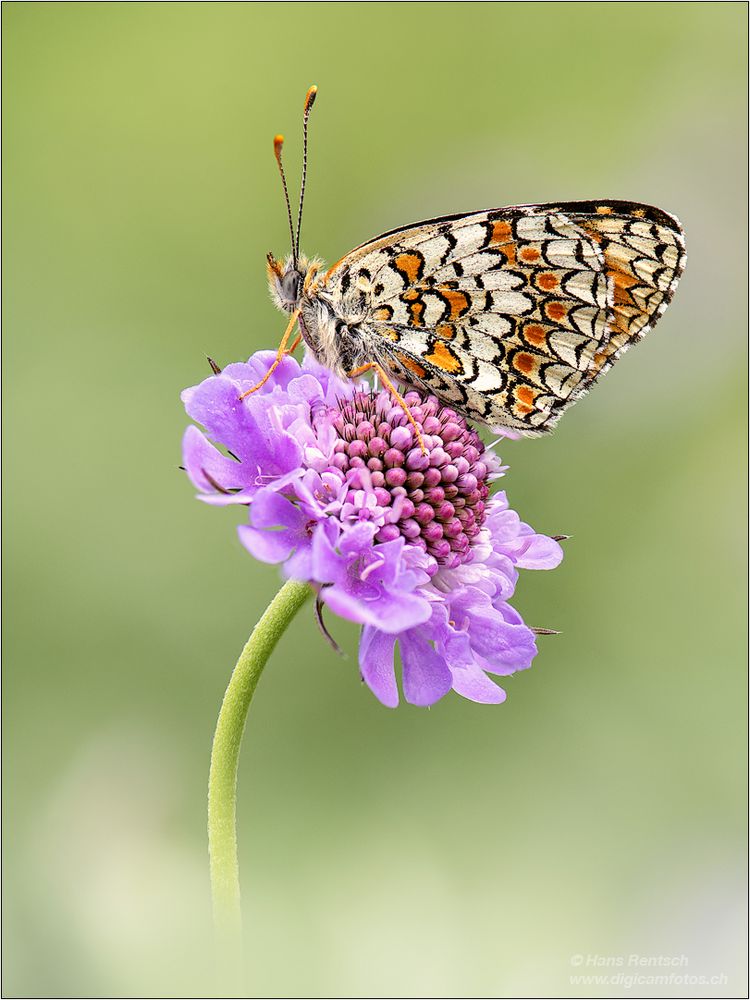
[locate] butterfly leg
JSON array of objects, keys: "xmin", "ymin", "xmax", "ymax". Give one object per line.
[
  {"xmin": 347, "ymin": 362, "xmax": 426, "ymax": 454},
  {"xmin": 239, "ymin": 309, "xmax": 300, "ymax": 400}
]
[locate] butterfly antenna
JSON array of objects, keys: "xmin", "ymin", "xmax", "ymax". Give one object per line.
[
  {"xmin": 294, "ymin": 84, "xmax": 317, "ymax": 263},
  {"xmin": 273, "ymin": 134, "xmax": 297, "ymax": 265}
]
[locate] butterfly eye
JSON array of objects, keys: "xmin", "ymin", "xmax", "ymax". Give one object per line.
[{"xmin": 280, "ymin": 269, "xmax": 302, "ymax": 304}]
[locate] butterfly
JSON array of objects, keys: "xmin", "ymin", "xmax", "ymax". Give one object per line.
[{"xmin": 250, "ymin": 86, "xmax": 686, "ymax": 446}]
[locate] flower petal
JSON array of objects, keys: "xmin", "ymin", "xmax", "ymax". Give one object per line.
[
  {"xmin": 250, "ymin": 489, "xmax": 307, "ymax": 532},
  {"xmin": 320, "ymin": 584, "xmax": 427, "ymax": 633},
  {"xmin": 365, "ymin": 590, "xmax": 432, "ymax": 634},
  {"xmin": 513, "ymin": 530, "xmax": 564, "ymax": 570},
  {"xmin": 400, "ymin": 631, "xmax": 453, "ymax": 706},
  {"xmin": 359, "ymin": 627, "xmax": 399, "ymax": 708},
  {"xmin": 281, "ymin": 545, "xmax": 314, "ymax": 581},
  {"xmin": 182, "ymin": 375, "xmax": 304, "ymax": 484},
  {"xmin": 237, "ymin": 524, "xmax": 296, "ymax": 564},
  {"xmin": 310, "ymin": 522, "xmax": 348, "ymax": 587},
  {"xmin": 449, "ymin": 662, "xmax": 507, "ymax": 704},
  {"xmin": 223, "ymin": 352, "xmax": 302, "ymax": 393},
  {"xmin": 477, "ymin": 621, "xmax": 538, "ymax": 674},
  {"xmin": 182, "ymin": 426, "xmax": 251, "ymax": 503}
]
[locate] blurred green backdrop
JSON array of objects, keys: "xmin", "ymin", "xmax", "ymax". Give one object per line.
[{"xmin": 3, "ymin": 3, "xmax": 746, "ymax": 997}]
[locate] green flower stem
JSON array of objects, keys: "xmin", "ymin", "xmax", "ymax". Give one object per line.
[{"xmin": 208, "ymin": 578, "xmax": 312, "ymax": 953}]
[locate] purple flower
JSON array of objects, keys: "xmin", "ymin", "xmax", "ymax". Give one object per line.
[{"xmin": 182, "ymin": 351, "xmax": 563, "ymax": 708}]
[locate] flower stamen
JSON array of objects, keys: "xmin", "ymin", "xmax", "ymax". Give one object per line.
[{"xmin": 359, "ymin": 555, "xmax": 386, "ymax": 582}]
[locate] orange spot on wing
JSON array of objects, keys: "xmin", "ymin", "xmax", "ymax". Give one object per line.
[
  {"xmin": 523, "ymin": 324, "xmax": 547, "ymax": 347},
  {"xmin": 609, "ymin": 266, "xmax": 639, "ymax": 306},
  {"xmin": 596, "ymin": 205, "xmax": 613, "ymax": 215},
  {"xmin": 514, "ymin": 352, "xmax": 535, "ymax": 375},
  {"xmin": 397, "ymin": 353, "xmax": 426, "ymax": 378},
  {"xmin": 545, "ymin": 300, "xmax": 568, "ymax": 323},
  {"xmin": 425, "ymin": 340, "xmax": 462, "ymax": 374},
  {"xmin": 395, "ymin": 252, "xmax": 423, "ymax": 284},
  {"xmin": 488, "ymin": 219, "xmax": 518, "ymax": 265},
  {"xmin": 516, "ymin": 385, "xmax": 536, "ymax": 405},
  {"xmin": 536, "ymin": 272, "xmax": 558, "ymax": 291},
  {"xmin": 520, "ymin": 246, "xmax": 541, "ymax": 263},
  {"xmin": 580, "ymin": 222, "xmax": 603, "ymax": 244},
  {"xmin": 438, "ymin": 287, "xmax": 470, "ymax": 320},
  {"xmin": 402, "ymin": 289, "xmax": 425, "ymax": 326},
  {"xmin": 373, "ymin": 306, "xmax": 393, "ymax": 321},
  {"xmin": 436, "ymin": 323, "xmax": 454, "ymax": 340},
  {"xmin": 490, "ymin": 220, "xmax": 513, "ymax": 244}
]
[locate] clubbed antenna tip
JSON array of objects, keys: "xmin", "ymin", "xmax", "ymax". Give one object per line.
[{"xmin": 295, "ymin": 85, "xmax": 318, "ymax": 261}]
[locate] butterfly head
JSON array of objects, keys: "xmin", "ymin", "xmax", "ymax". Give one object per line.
[{"xmin": 266, "ymin": 252, "xmax": 313, "ymax": 312}]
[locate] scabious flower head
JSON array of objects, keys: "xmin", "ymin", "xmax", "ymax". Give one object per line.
[
  {"xmin": 182, "ymin": 350, "xmax": 563, "ymax": 707},
  {"xmin": 329, "ymin": 392, "xmax": 491, "ymax": 568}
]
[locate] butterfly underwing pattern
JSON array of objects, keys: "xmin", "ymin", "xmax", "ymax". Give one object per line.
[{"xmin": 261, "ymin": 88, "xmax": 686, "ymax": 435}]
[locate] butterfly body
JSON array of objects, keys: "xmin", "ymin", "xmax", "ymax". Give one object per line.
[
  {"xmin": 268, "ymin": 252, "xmax": 391, "ymax": 377},
  {"xmin": 268, "ymin": 198, "xmax": 686, "ymax": 433}
]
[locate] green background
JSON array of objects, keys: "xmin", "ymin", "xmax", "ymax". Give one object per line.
[{"xmin": 3, "ymin": 3, "xmax": 746, "ymax": 997}]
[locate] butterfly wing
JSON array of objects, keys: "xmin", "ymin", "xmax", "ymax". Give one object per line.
[{"xmin": 321, "ymin": 201, "xmax": 686, "ymax": 431}]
